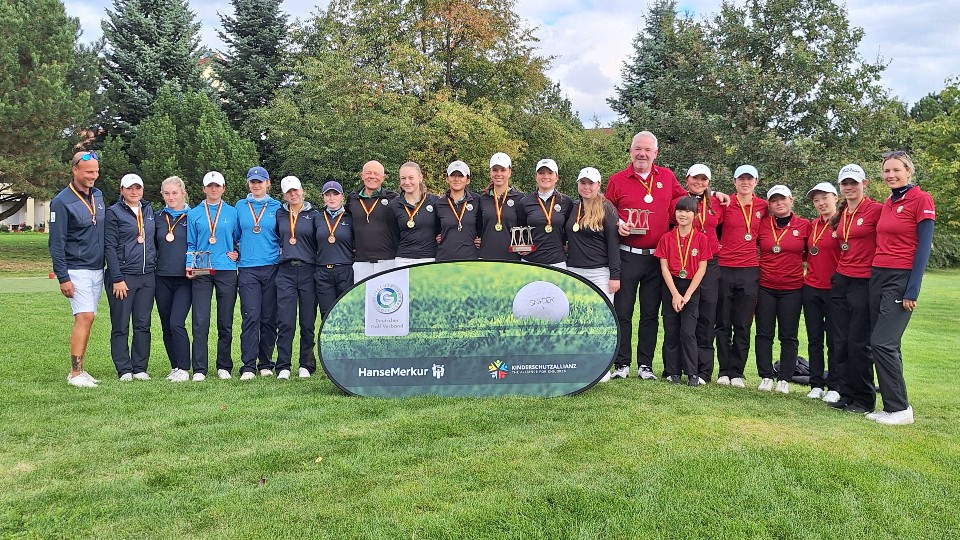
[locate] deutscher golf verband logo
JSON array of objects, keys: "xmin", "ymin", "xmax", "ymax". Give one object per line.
[{"xmin": 373, "ymin": 284, "xmax": 403, "ymax": 314}]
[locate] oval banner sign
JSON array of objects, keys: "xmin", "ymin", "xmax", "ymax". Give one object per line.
[{"xmin": 319, "ymin": 260, "xmax": 619, "ymax": 397}]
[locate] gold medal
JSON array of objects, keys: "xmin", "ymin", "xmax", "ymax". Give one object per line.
[
  {"xmin": 407, "ymin": 220, "xmax": 415, "ymax": 228},
  {"xmin": 572, "ymin": 223, "xmax": 580, "ymax": 232},
  {"xmin": 165, "ymin": 232, "xmax": 175, "ymax": 243},
  {"xmin": 495, "ymin": 223, "xmax": 503, "ymax": 231},
  {"xmin": 544, "ymin": 225, "xmax": 553, "ymax": 233},
  {"xmin": 289, "ymin": 237, "xmax": 297, "ymax": 245},
  {"xmin": 136, "ymin": 235, "xmax": 145, "ymax": 244}
]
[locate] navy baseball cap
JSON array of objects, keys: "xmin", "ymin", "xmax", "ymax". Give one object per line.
[
  {"xmin": 322, "ymin": 180, "xmax": 344, "ymax": 194},
  {"xmin": 246, "ymin": 166, "xmax": 270, "ymax": 181}
]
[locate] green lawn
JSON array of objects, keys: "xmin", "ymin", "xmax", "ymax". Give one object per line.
[
  {"xmin": 1, "ymin": 234, "xmax": 958, "ymax": 538},
  {"xmin": 0, "ymin": 232, "xmax": 53, "ymax": 277}
]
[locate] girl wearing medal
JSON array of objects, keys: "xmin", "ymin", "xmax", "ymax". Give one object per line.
[
  {"xmin": 654, "ymin": 197, "xmax": 711, "ymax": 386},
  {"xmin": 275, "ymin": 176, "xmax": 321, "ymax": 379},
  {"xmin": 716, "ymin": 165, "xmax": 767, "ymax": 388},
  {"xmin": 186, "ymin": 170, "xmax": 240, "ymax": 381},
  {"xmin": 801, "ymin": 182, "xmax": 841, "ymax": 401},
  {"xmin": 235, "ymin": 166, "xmax": 282, "ymax": 380},
  {"xmin": 315, "ymin": 180, "xmax": 354, "ymax": 320},
  {"xmin": 564, "ymin": 167, "xmax": 620, "ymax": 302},
  {"xmin": 104, "ymin": 173, "xmax": 157, "ymax": 381},
  {"xmin": 436, "ymin": 160, "xmax": 480, "ymax": 261},
  {"xmin": 518, "ymin": 158, "xmax": 573, "ymax": 267},
  {"xmin": 755, "ymin": 185, "xmax": 810, "ymax": 394},
  {"xmin": 828, "ymin": 164, "xmax": 882, "ymax": 413},
  {"xmin": 154, "ymin": 176, "xmax": 191, "ymax": 382},
  {"xmin": 477, "ymin": 152, "xmax": 524, "ymax": 260},
  {"xmin": 391, "ymin": 162, "xmax": 439, "ymax": 266},
  {"xmin": 867, "ymin": 151, "xmax": 935, "ymax": 425}
]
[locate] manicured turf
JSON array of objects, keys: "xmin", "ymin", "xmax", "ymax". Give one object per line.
[
  {"xmin": 1, "ymin": 234, "xmax": 958, "ymax": 538},
  {"xmin": 0, "ymin": 232, "xmax": 53, "ymax": 277}
]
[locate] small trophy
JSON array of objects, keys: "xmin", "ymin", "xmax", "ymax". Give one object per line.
[
  {"xmin": 509, "ymin": 226, "xmax": 536, "ymax": 254},
  {"xmin": 626, "ymin": 209, "xmax": 651, "ymax": 235},
  {"xmin": 186, "ymin": 250, "xmax": 216, "ymax": 277}
]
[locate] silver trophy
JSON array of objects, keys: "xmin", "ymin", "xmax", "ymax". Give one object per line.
[
  {"xmin": 626, "ymin": 209, "xmax": 651, "ymax": 235},
  {"xmin": 509, "ymin": 226, "xmax": 536, "ymax": 254},
  {"xmin": 186, "ymin": 250, "xmax": 215, "ymax": 277}
]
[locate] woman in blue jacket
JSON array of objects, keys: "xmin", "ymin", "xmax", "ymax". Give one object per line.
[{"xmin": 104, "ymin": 173, "xmax": 157, "ymax": 381}]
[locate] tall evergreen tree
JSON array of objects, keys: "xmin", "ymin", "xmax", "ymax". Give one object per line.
[
  {"xmin": 216, "ymin": 0, "xmax": 289, "ymax": 132},
  {"xmin": 0, "ymin": 0, "xmax": 90, "ymax": 220},
  {"xmin": 100, "ymin": 0, "xmax": 206, "ymax": 134}
]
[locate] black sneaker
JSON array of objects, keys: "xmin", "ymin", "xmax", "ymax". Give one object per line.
[
  {"xmin": 843, "ymin": 403, "xmax": 874, "ymax": 414},
  {"xmin": 665, "ymin": 375, "xmax": 682, "ymax": 384},
  {"xmin": 829, "ymin": 400, "xmax": 851, "ymax": 410},
  {"xmin": 687, "ymin": 375, "xmax": 701, "ymax": 387}
]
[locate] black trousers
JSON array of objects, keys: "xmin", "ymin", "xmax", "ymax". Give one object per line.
[
  {"xmin": 695, "ymin": 258, "xmax": 720, "ymax": 380},
  {"xmin": 802, "ymin": 284, "xmax": 835, "ymax": 389},
  {"xmin": 155, "ymin": 275, "xmax": 192, "ymax": 371},
  {"xmin": 276, "ymin": 262, "xmax": 317, "ymax": 373},
  {"xmin": 191, "ymin": 270, "xmax": 237, "ymax": 375},
  {"xmin": 612, "ymin": 250, "xmax": 662, "ymax": 369},
  {"xmin": 869, "ymin": 268, "xmax": 912, "ymax": 412},
  {"xmin": 238, "ymin": 265, "xmax": 279, "ymax": 373},
  {"xmin": 316, "ymin": 265, "xmax": 355, "ymax": 320},
  {"xmin": 755, "ymin": 286, "xmax": 802, "ymax": 381},
  {"xmin": 661, "ymin": 277, "xmax": 700, "ymax": 378},
  {"xmin": 106, "ymin": 272, "xmax": 156, "ymax": 376},
  {"xmin": 831, "ymin": 273, "xmax": 875, "ymax": 410},
  {"xmin": 716, "ymin": 266, "xmax": 759, "ymax": 378}
]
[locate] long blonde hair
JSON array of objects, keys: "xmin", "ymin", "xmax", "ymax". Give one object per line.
[
  {"xmin": 579, "ymin": 195, "xmax": 606, "ymax": 231},
  {"xmin": 399, "ymin": 161, "xmax": 428, "ymax": 200},
  {"xmin": 161, "ymin": 176, "xmax": 189, "ymax": 206}
]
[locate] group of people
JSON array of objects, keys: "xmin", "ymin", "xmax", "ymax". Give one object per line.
[{"xmin": 49, "ymin": 132, "xmax": 934, "ymax": 426}]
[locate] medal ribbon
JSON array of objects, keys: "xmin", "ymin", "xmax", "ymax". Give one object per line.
[
  {"xmin": 737, "ymin": 198, "xmax": 755, "ymax": 235},
  {"xmin": 696, "ymin": 196, "xmax": 708, "ymax": 231},
  {"xmin": 769, "ymin": 216, "xmax": 789, "ymax": 247},
  {"xmin": 841, "ymin": 202, "xmax": 863, "ymax": 244},
  {"xmin": 165, "ymin": 213, "xmax": 185, "ymax": 237},
  {"xmin": 446, "ymin": 196, "xmax": 468, "ymax": 229},
  {"xmin": 676, "ymin": 228, "xmax": 696, "ymax": 275},
  {"xmin": 288, "ymin": 205, "xmax": 301, "ymax": 241},
  {"xmin": 493, "ymin": 189, "xmax": 507, "ymax": 227},
  {"xmin": 537, "ymin": 194, "xmax": 556, "ymax": 228},
  {"xmin": 404, "ymin": 196, "xmax": 427, "ymax": 223},
  {"xmin": 248, "ymin": 201, "xmax": 267, "ymax": 230},
  {"xmin": 574, "ymin": 200, "xmax": 585, "ymax": 229},
  {"xmin": 205, "ymin": 201, "xmax": 223, "ymax": 239},
  {"xmin": 69, "ymin": 183, "xmax": 96, "ymax": 222},
  {"xmin": 358, "ymin": 198, "xmax": 378, "ymax": 222},
  {"xmin": 810, "ymin": 217, "xmax": 830, "ymax": 248},
  {"xmin": 636, "ymin": 170, "xmax": 654, "ymax": 201},
  {"xmin": 133, "ymin": 204, "xmax": 144, "ymax": 239},
  {"xmin": 324, "ymin": 210, "xmax": 344, "ymax": 238}
]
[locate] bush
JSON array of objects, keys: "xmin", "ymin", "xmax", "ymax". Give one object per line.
[
  {"xmin": 0, "ymin": 223, "xmax": 9, "ymax": 233},
  {"xmin": 930, "ymin": 229, "xmax": 960, "ymax": 268}
]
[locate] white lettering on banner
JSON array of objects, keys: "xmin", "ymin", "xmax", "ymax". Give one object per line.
[{"xmin": 358, "ymin": 367, "xmax": 430, "ymax": 377}]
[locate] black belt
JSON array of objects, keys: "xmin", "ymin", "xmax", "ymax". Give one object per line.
[
  {"xmin": 321, "ymin": 263, "xmax": 349, "ymax": 269},
  {"xmin": 282, "ymin": 260, "xmax": 307, "ymax": 267}
]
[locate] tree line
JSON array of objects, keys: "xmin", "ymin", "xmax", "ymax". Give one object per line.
[{"xmin": 2, "ymin": 0, "xmax": 958, "ymax": 264}]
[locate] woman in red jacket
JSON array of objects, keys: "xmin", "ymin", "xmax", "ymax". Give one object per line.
[
  {"xmin": 755, "ymin": 185, "xmax": 810, "ymax": 394},
  {"xmin": 867, "ymin": 151, "xmax": 935, "ymax": 425}
]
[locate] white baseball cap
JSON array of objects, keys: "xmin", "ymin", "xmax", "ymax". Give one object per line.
[
  {"xmin": 120, "ymin": 173, "xmax": 144, "ymax": 188},
  {"xmin": 489, "ymin": 152, "xmax": 512, "ymax": 169},
  {"xmin": 577, "ymin": 167, "xmax": 602, "ymax": 184},
  {"xmin": 536, "ymin": 158, "xmax": 559, "ymax": 173},
  {"xmin": 203, "ymin": 171, "xmax": 226, "ymax": 186},
  {"xmin": 766, "ymin": 185, "xmax": 792, "ymax": 200},
  {"xmin": 734, "ymin": 164, "xmax": 759, "ymax": 179},
  {"xmin": 838, "ymin": 164, "xmax": 866, "ymax": 183},
  {"xmin": 447, "ymin": 160, "xmax": 470, "ymax": 177},
  {"xmin": 806, "ymin": 182, "xmax": 838, "ymax": 198},
  {"xmin": 686, "ymin": 164, "xmax": 712, "ymax": 180},
  {"xmin": 280, "ymin": 176, "xmax": 302, "ymax": 193}
]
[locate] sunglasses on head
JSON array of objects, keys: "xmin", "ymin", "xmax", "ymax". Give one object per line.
[
  {"xmin": 72, "ymin": 151, "xmax": 99, "ymax": 165},
  {"xmin": 882, "ymin": 150, "xmax": 908, "ymax": 160}
]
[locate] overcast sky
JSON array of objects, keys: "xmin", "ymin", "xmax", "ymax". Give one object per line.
[{"xmin": 65, "ymin": 0, "xmax": 960, "ymax": 125}]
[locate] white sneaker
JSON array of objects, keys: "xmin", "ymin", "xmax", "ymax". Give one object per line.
[
  {"xmin": 277, "ymin": 369, "xmax": 291, "ymax": 380},
  {"xmin": 192, "ymin": 372, "xmax": 206, "ymax": 382},
  {"xmin": 165, "ymin": 369, "xmax": 178, "ymax": 381},
  {"xmin": 81, "ymin": 371, "xmax": 100, "ymax": 383},
  {"xmin": 67, "ymin": 373, "xmax": 97, "ymax": 388},
  {"xmin": 865, "ymin": 410, "xmax": 889, "ymax": 421},
  {"xmin": 119, "ymin": 373, "xmax": 133, "ymax": 382},
  {"xmin": 217, "ymin": 369, "xmax": 232, "ymax": 380},
  {"xmin": 822, "ymin": 390, "xmax": 841, "ymax": 404},
  {"xmin": 240, "ymin": 371, "xmax": 256, "ymax": 381},
  {"xmin": 876, "ymin": 407, "xmax": 914, "ymax": 425},
  {"xmin": 170, "ymin": 369, "xmax": 190, "ymax": 382},
  {"xmin": 730, "ymin": 377, "xmax": 746, "ymax": 388},
  {"xmin": 698, "ymin": 377, "xmax": 708, "ymax": 386},
  {"xmin": 132, "ymin": 372, "xmax": 151, "ymax": 381},
  {"xmin": 775, "ymin": 380, "xmax": 789, "ymax": 394},
  {"xmin": 298, "ymin": 367, "xmax": 311, "ymax": 378},
  {"xmin": 599, "ymin": 371, "xmax": 612, "ymax": 383},
  {"xmin": 638, "ymin": 365, "xmax": 658, "ymax": 380},
  {"xmin": 610, "ymin": 365, "xmax": 629, "ymax": 379},
  {"xmin": 259, "ymin": 368, "xmax": 274, "ymax": 377},
  {"xmin": 716, "ymin": 376, "xmax": 730, "ymax": 386},
  {"xmin": 806, "ymin": 387, "xmax": 825, "ymax": 399},
  {"xmin": 758, "ymin": 378, "xmax": 774, "ymax": 391}
]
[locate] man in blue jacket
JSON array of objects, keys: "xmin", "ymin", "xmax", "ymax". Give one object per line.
[{"xmin": 49, "ymin": 151, "xmax": 106, "ymax": 388}]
